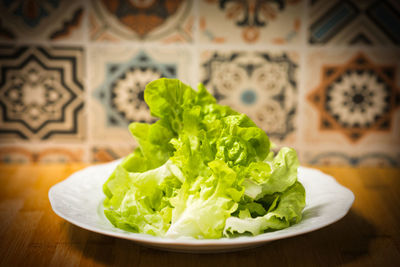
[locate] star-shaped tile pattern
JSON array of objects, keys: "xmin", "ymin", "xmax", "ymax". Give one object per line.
[
  {"xmin": 308, "ymin": 53, "xmax": 400, "ymax": 142},
  {"xmin": 0, "ymin": 46, "xmax": 85, "ymax": 140}
]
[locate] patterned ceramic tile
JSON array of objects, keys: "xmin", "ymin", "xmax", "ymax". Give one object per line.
[
  {"xmin": 309, "ymin": 0, "xmax": 400, "ymax": 45},
  {"xmin": 0, "ymin": 146, "xmax": 84, "ymax": 163},
  {"xmin": 302, "ymin": 150, "xmax": 400, "ymax": 167},
  {"xmin": 91, "ymin": 145, "xmax": 136, "ymax": 162},
  {"xmin": 90, "ymin": 46, "xmax": 192, "ymax": 142},
  {"xmin": 307, "ymin": 51, "xmax": 400, "ymax": 144},
  {"xmin": 0, "ymin": 46, "xmax": 85, "ymax": 141},
  {"xmin": 199, "ymin": 0, "xmax": 302, "ymax": 44},
  {"xmin": 90, "ymin": 0, "xmax": 194, "ymax": 42},
  {"xmin": 200, "ymin": 50, "xmax": 298, "ymax": 144},
  {"xmin": 0, "ymin": 0, "xmax": 84, "ymax": 41},
  {"xmin": 303, "ymin": 49, "xmax": 400, "ymax": 162}
]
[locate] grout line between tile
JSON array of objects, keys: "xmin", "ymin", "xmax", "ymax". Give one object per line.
[
  {"xmin": 296, "ymin": 0, "xmax": 310, "ymax": 161},
  {"xmin": 84, "ymin": 0, "xmax": 91, "ymax": 162},
  {"xmin": 191, "ymin": 0, "xmax": 199, "ymax": 87}
]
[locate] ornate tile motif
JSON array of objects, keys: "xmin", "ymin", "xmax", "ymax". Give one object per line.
[
  {"xmin": 0, "ymin": 46, "xmax": 85, "ymax": 141},
  {"xmin": 308, "ymin": 53, "xmax": 400, "ymax": 143},
  {"xmin": 94, "ymin": 51, "xmax": 176, "ymax": 126},
  {"xmin": 0, "ymin": 0, "xmax": 84, "ymax": 41},
  {"xmin": 303, "ymin": 50, "xmax": 400, "ymax": 167},
  {"xmin": 90, "ymin": 47, "xmax": 191, "ymax": 142},
  {"xmin": 0, "ymin": 146, "xmax": 84, "ymax": 163},
  {"xmin": 90, "ymin": 0, "xmax": 194, "ymax": 42},
  {"xmin": 309, "ymin": 0, "xmax": 400, "ymax": 45},
  {"xmin": 199, "ymin": 0, "xmax": 302, "ymax": 44},
  {"xmin": 201, "ymin": 51, "xmax": 298, "ymax": 142}
]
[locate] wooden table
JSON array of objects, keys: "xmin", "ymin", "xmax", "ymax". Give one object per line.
[{"xmin": 0, "ymin": 164, "xmax": 399, "ymax": 267}]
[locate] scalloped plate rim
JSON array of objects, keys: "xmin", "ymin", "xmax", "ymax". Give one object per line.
[{"xmin": 49, "ymin": 160, "xmax": 355, "ymax": 252}]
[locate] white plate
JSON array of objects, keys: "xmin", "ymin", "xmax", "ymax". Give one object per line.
[{"xmin": 49, "ymin": 160, "xmax": 354, "ymax": 253}]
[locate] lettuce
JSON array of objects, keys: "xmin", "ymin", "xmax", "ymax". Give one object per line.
[{"xmin": 103, "ymin": 78, "xmax": 305, "ymax": 239}]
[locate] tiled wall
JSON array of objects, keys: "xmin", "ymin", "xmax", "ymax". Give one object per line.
[{"xmin": 0, "ymin": 0, "xmax": 399, "ymax": 167}]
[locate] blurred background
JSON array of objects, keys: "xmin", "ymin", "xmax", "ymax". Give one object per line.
[{"xmin": 0, "ymin": 0, "xmax": 399, "ymax": 166}]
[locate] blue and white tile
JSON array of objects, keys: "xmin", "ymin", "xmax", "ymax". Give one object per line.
[{"xmin": 89, "ymin": 46, "xmax": 192, "ymax": 142}]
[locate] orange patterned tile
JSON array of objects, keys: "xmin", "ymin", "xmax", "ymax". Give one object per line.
[
  {"xmin": 90, "ymin": 0, "xmax": 194, "ymax": 42},
  {"xmin": 308, "ymin": 52, "xmax": 400, "ymax": 143},
  {"xmin": 302, "ymin": 49, "xmax": 400, "ymax": 165}
]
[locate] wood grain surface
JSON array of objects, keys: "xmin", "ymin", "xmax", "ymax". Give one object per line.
[{"xmin": 0, "ymin": 164, "xmax": 399, "ymax": 267}]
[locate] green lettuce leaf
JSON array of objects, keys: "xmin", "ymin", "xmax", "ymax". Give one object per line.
[
  {"xmin": 166, "ymin": 160, "xmax": 242, "ymax": 239},
  {"xmin": 103, "ymin": 78, "xmax": 306, "ymax": 239},
  {"xmin": 242, "ymin": 147, "xmax": 299, "ymax": 199},
  {"xmin": 103, "ymin": 160, "xmax": 182, "ymax": 236},
  {"xmin": 224, "ymin": 182, "xmax": 306, "ymax": 236}
]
